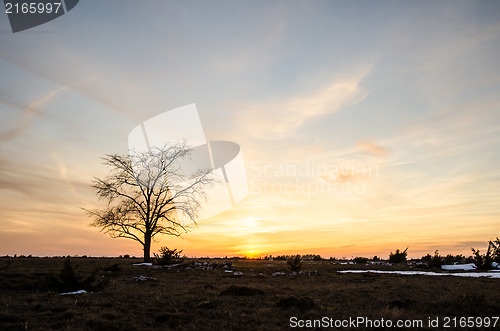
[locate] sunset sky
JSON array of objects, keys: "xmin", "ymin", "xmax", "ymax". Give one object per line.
[{"xmin": 1, "ymin": 1, "xmax": 500, "ymax": 259}]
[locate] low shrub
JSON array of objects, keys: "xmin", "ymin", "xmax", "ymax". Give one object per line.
[
  {"xmin": 472, "ymin": 247, "xmax": 493, "ymax": 270},
  {"xmin": 45, "ymin": 258, "xmax": 107, "ymax": 292},
  {"xmin": 287, "ymin": 255, "xmax": 303, "ymax": 272},
  {"xmin": 389, "ymin": 248, "xmax": 408, "ymax": 263},
  {"xmin": 491, "ymin": 237, "xmax": 500, "ymax": 263},
  {"xmin": 353, "ymin": 257, "xmax": 369, "ymax": 264},
  {"xmin": 471, "ymin": 237, "xmax": 500, "ymax": 270},
  {"xmin": 428, "ymin": 250, "xmax": 443, "ymax": 268},
  {"xmin": 103, "ymin": 263, "xmax": 121, "ymax": 272},
  {"xmin": 153, "ymin": 247, "xmax": 184, "ymax": 265}
]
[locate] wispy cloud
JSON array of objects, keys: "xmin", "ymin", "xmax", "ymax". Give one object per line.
[
  {"xmin": 0, "ymin": 87, "xmax": 65, "ymax": 143},
  {"xmin": 49, "ymin": 148, "xmax": 78, "ymax": 195},
  {"xmin": 232, "ymin": 67, "xmax": 370, "ymax": 139},
  {"xmin": 356, "ymin": 140, "xmax": 390, "ymax": 157},
  {"xmin": 31, "ymin": 87, "xmax": 66, "ymax": 109}
]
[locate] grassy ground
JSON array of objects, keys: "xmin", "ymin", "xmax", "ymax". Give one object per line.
[{"xmin": 0, "ymin": 257, "xmax": 499, "ymax": 330}]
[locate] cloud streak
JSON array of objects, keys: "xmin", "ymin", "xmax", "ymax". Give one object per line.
[
  {"xmin": 356, "ymin": 140, "xmax": 390, "ymax": 157},
  {"xmin": 232, "ymin": 67, "xmax": 370, "ymax": 139},
  {"xmin": 0, "ymin": 87, "xmax": 65, "ymax": 143}
]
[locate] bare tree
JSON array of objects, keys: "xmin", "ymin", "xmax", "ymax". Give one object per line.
[{"xmin": 85, "ymin": 142, "xmax": 216, "ymax": 262}]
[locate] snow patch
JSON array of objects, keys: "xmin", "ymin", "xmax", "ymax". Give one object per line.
[
  {"xmin": 338, "ymin": 270, "xmax": 500, "ymax": 278},
  {"xmin": 272, "ymin": 272, "xmax": 287, "ymax": 277},
  {"xmin": 133, "ymin": 275, "xmax": 156, "ymax": 281},
  {"xmin": 441, "ymin": 263, "xmax": 476, "ymax": 271},
  {"xmin": 60, "ymin": 290, "xmax": 87, "ymax": 295}
]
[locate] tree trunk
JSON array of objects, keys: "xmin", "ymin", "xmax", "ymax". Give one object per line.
[{"xmin": 143, "ymin": 233, "xmax": 152, "ymax": 262}]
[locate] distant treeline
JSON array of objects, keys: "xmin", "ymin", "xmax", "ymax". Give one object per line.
[
  {"xmin": 262, "ymin": 253, "xmax": 475, "ymax": 263},
  {"xmin": 3, "ymin": 237, "xmax": 499, "ymax": 270},
  {"xmin": 265, "ymin": 237, "xmax": 500, "ymax": 270}
]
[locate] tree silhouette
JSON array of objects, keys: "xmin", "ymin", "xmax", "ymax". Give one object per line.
[
  {"xmin": 389, "ymin": 247, "xmax": 408, "ymax": 263},
  {"xmin": 85, "ymin": 142, "xmax": 216, "ymax": 262},
  {"xmin": 471, "ymin": 237, "xmax": 500, "ymax": 270}
]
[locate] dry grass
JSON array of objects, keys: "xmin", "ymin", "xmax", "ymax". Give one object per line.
[{"xmin": 0, "ymin": 257, "xmax": 499, "ymax": 330}]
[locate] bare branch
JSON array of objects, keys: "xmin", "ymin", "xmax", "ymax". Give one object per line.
[{"xmin": 85, "ymin": 142, "xmax": 218, "ymax": 261}]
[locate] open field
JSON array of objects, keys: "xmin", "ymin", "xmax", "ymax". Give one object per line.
[{"xmin": 1, "ymin": 258, "xmax": 500, "ymax": 330}]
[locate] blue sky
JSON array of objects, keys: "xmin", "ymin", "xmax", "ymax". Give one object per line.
[{"xmin": 1, "ymin": 1, "xmax": 500, "ymax": 257}]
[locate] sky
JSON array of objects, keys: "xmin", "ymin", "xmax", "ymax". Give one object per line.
[{"xmin": 1, "ymin": 1, "xmax": 500, "ymax": 259}]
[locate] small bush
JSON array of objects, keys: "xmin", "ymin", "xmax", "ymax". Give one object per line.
[
  {"xmin": 444, "ymin": 254, "xmax": 456, "ymax": 265},
  {"xmin": 103, "ymin": 263, "xmax": 121, "ymax": 272},
  {"xmin": 421, "ymin": 254, "xmax": 431, "ymax": 262},
  {"xmin": 153, "ymin": 247, "xmax": 184, "ymax": 265},
  {"xmin": 389, "ymin": 248, "xmax": 408, "ymax": 263},
  {"xmin": 353, "ymin": 257, "xmax": 369, "ymax": 264},
  {"xmin": 287, "ymin": 255, "xmax": 303, "ymax": 272},
  {"xmin": 45, "ymin": 258, "xmax": 107, "ymax": 292},
  {"xmin": 491, "ymin": 237, "xmax": 500, "ymax": 263},
  {"xmin": 465, "ymin": 255, "xmax": 475, "ymax": 264},
  {"xmin": 59, "ymin": 258, "xmax": 81, "ymax": 290},
  {"xmin": 428, "ymin": 250, "xmax": 443, "ymax": 268},
  {"xmin": 471, "ymin": 238, "xmax": 500, "ymax": 270},
  {"xmin": 455, "ymin": 254, "xmax": 466, "ymax": 264},
  {"xmin": 274, "ymin": 255, "xmax": 288, "ymax": 261},
  {"xmin": 472, "ymin": 247, "xmax": 493, "ymax": 270}
]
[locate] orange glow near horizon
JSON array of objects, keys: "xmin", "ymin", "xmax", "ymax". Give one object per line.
[{"xmin": 243, "ymin": 250, "xmax": 261, "ymax": 259}]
